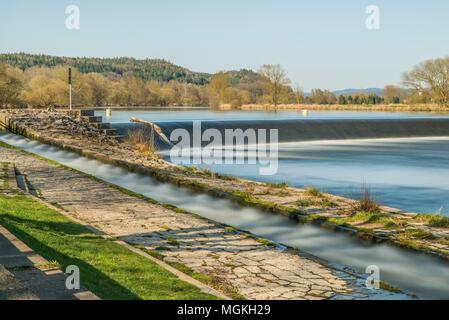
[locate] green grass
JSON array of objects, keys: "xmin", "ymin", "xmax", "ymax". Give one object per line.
[
  {"xmin": 400, "ymin": 228, "xmax": 435, "ymax": 240},
  {"xmin": 296, "ymin": 196, "xmax": 336, "ymax": 208},
  {"xmin": 304, "ymin": 187, "xmax": 323, "ymax": 198},
  {"xmin": 1, "ymin": 162, "xmax": 9, "ymax": 189},
  {"xmin": 319, "ymin": 199, "xmax": 337, "ymax": 208},
  {"xmin": 266, "ymin": 182, "xmax": 288, "ymax": 189},
  {"xmin": 224, "ymin": 227, "xmax": 236, "ymax": 233},
  {"xmin": 255, "ymin": 238, "xmax": 276, "ymax": 247},
  {"xmin": 328, "ymin": 211, "xmax": 388, "ymax": 225},
  {"xmin": 379, "ymin": 281, "xmax": 403, "ymax": 294},
  {"xmin": 428, "ymin": 215, "xmax": 449, "ymax": 228},
  {"xmin": 296, "ymin": 199, "xmax": 315, "ymax": 207},
  {"xmin": 0, "ymin": 193, "xmax": 217, "ymax": 300}
]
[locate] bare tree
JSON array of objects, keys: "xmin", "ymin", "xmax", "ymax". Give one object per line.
[
  {"xmin": 383, "ymin": 85, "xmax": 401, "ymax": 104},
  {"xmin": 293, "ymin": 82, "xmax": 304, "ymax": 105},
  {"xmin": 258, "ymin": 64, "xmax": 290, "ymax": 108},
  {"xmin": 402, "ymin": 57, "xmax": 449, "ymax": 106}
]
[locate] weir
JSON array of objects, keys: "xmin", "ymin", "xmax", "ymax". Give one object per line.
[{"xmin": 112, "ymin": 118, "xmax": 449, "ymax": 149}]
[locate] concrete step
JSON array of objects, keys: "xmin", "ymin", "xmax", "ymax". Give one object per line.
[
  {"xmin": 80, "ymin": 116, "xmax": 102, "ymax": 124},
  {"xmin": 91, "ymin": 122, "xmax": 111, "ymax": 130},
  {"xmin": 79, "ymin": 110, "xmax": 95, "ymax": 117}
]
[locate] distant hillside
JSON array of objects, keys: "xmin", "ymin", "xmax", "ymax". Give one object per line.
[
  {"xmin": 332, "ymin": 88, "xmax": 383, "ymax": 96},
  {"xmin": 224, "ymin": 69, "xmax": 266, "ymax": 96},
  {"xmin": 0, "ymin": 52, "xmax": 211, "ymax": 85}
]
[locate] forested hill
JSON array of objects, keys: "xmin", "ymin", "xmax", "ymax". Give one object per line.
[{"xmin": 0, "ymin": 53, "xmax": 211, "ymax": 85}]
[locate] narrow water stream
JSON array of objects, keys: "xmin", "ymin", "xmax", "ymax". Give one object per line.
[{"xmin": 1, "ymin": 132, "xmax": 449, "ymax": 299}]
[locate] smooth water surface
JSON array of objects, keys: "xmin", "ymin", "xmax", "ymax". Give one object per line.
[{"xmin": 177, "ymin": 137, "xmax": 449, "ymax": 215}]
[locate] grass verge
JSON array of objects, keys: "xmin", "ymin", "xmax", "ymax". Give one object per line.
[{"xmin": 0, "ymin": 192, "xmax": 217, "ymax": 300}]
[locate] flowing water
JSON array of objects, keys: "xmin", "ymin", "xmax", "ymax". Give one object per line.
[
  {"xmin": 104, "ymin": 109, "xmax": 449, "ymax": 216},
  {"xmin": 162, "ymin": 137, "xmax": 449, "ymax": 215},
  {"xmin": 1, "ymin": 131, "xmax": 449, "ymax": 299}
]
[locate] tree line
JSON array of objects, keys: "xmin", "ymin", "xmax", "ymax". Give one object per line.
[
  {"xmin": 0, "ymin": 63, "xmax": 294, "ymax": 108},
  {"xmin": 0, "ymin": 53, "xmax": 210, "ymax": 85},
  {"xmin": 1, "ymin": 55, "xmax": 449, "ymax": 108}
]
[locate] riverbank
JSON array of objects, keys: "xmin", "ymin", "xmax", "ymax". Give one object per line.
[
  {"xmin": 0, "ymin": 141, "xmax": 378, "ymax": 300},
  {"xmin": 240, "ymin": 103, "xmax": 449, "ymax": 113},
  {"xmin": 1, "ymin": 109, "xmax": 449, "ymax": 262}
]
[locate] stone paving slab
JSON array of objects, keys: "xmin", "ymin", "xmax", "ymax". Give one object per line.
[{"xmin": 0, "ymin": 145, "xmax": 360, "ymax": 300}]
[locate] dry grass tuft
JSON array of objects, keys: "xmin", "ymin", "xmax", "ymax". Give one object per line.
[
  {"xmin": 126, "ymin": 127, "xmax": 158, "ymax": 157},
  {"xmin": 304, "ymin": 187, "xmax": 323, "ymax": 198},
  {"xmin": 352, "ymin": 184, "xmax": 380, "ymax": 213}
]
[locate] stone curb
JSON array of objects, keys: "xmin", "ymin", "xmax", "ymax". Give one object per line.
[{"xmin": 0, "ymin": 225, "xmax": 100, "ymax": 300}]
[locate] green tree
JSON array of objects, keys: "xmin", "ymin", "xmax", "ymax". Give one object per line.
[
  {"xmin": 53, "ymin": 66, "xmax": 91, "ymax": 107},
  {"xmin": 22, "ymin": 74, "xmax": 65, "ymax": 107},
  {"xmin": 338, "ymin": 95, "xmax": 347, "ymax": 105},
  {"xmin": 109, "ymin": 79, "xmax": 130, "ymax": 106},
  {"xmin": 145, "ymin": 80, "xmax": 163, "ymax": 106},
  {"xmin": 207, "ymin": 72, "xmax": 230, "ymax": 108},
  {"xmin": 0, "ymin": 63, "xmax": 24, "ymax": 107},
  {"xmin": 85, "ymin": 73, "xmax": 110, "ymax": 107},
  {"xmin": 310, "ymin": 89, "xmax": 336, "ymax": 104}
]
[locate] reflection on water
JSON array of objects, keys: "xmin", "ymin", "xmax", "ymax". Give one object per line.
[
  {"xmin": 177, "ymin": 137, "xmax": 449, "ymax": 216},
  {"xmin": 1, "ymin": 132, "xmax": 449, "ymax": 299}
]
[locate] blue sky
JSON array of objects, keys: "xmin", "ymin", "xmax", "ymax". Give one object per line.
[{"xmin": 1, "ymin": 0, "xmax": 448, "ymax": 90}]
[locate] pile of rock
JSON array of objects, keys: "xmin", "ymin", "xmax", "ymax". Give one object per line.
[{"xmin": 2, "ymin": 109, "xmax": 120, "ymax": 145}]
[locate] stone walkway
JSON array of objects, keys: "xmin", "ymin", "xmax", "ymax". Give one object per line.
[
  {"xmin": 0, "ymin": 146, "xmax": 358, "ymax": 300},
  {"xmin": 0, "ymin": 225, "xmax": 98, "ymax": 300}
]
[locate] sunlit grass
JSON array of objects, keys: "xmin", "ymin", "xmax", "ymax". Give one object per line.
[{"xmin": 0, "ymin": 193, "xmax": 216, "ymax": 300}]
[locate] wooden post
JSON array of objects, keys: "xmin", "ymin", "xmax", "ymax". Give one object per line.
[{"xmin": 68, "ymin": 67, "xmax": 72, "ymax": 110}]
